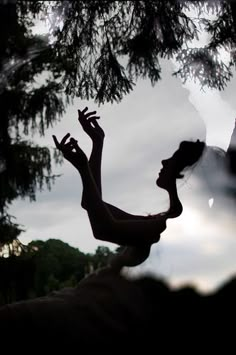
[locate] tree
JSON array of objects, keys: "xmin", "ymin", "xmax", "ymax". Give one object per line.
[
  {"xmin": 90, "ymin": 246, "xmax": 115, "ymax": 271},
  {"xmin": 45, "ymin": 0, "xmax": 236, "ymax": 100},
  {"xmin": 0, "ymin": 1, "xmax": 66, "ymax": 249},
  {"xmin": 175, "ymin": 1, "xmax": 236, "ymax": 90},
  {"xmin": 0, "ymin": 248, "xmax": 36, "ymax": 304},
  {"xmin": 28, "ymin": 239, "xmax": 88, "ymax": 296},
  {"xmin": 0, "ymin": 238, "xmax": 115, "ymax": 304},
  {"xmin": 46, "ymin": 0, "xmax": 199, "ymax": 103}
]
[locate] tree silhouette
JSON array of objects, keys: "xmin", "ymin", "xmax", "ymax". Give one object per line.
[
  {"xmin": 45, "ymin": 0, "xmax": 236, "ymax": 100},
  {"xmin": 175, "ymin": 1, "xmax": 236, "ymax": 90},
  {"xmin": 0, "ymin": 2, "xmax": 66, "ymax": 249},
  {"xmin": 0, "ymin": 238, "xmax": 115, "ymax": 304},
  {"xmin": 47, "ymin": 0, "xmax": 198, "ymax": 103}
]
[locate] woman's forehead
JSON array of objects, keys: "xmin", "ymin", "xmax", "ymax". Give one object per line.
[
  {"xmin": 164, "ymin": 146, "xmax": 185, "ymax": 161},
  {"xmin": 170, "ymin": 150, "xmax": 181, "ymax": 159}
]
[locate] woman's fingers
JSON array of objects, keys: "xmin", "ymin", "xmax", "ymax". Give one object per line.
[
  {"xmin": 78, "ymin": 107, "xmax": 91, "ymax": 122},
  {"xmin": 81, "ymin": 107, "xmax": 88, "ymax": 114},
  {"xmin": 60, "ymin": 133, "xmax": 70, "ymax": 145},
  {"xmin": 71, "ymin": 141, "xmax": 84, "ymax": 155},
  {"xmin": 52, "ymin": 135, "xmax": 60, "ymax": 149},
  {"xmin": 70, "ymin": 137, "xmax": 77, "ymax": 143},
  {"xmin": 90, "ymin": 118, "xmax": 99, "ymax": 127},
  {"xmin": 88, "ymin": 116, "xmax": 100, "ymax": 123},
  {"xmin": 88, "ymin": 117, "xmax": 101, "ymax": 129},
  {"xmin": 53, "ymin": 132, "xmax": 88, "ymax": 167},
  {"xmin": 52, "ymin": 133, "xmax": 71, "ymax": 150},
  {"xmin": 78, "ymin": 109, "xmax": 88, "ymax": 125},
  {"xmin": 78, "ymin": 108, "xmax": 100, "ymax": 123},
  {"xmin": 85, "ymin": 110, "xmax": 97, "ymax": 117},
  {"xmin": 87, "ymin": 117, "xmax": 100, "ymax": 129},
  {"xmin": 77, "ymin": 108, "xmax": 104, "ymax": 140}
]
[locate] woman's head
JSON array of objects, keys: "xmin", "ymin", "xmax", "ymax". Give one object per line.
[{"xmin": 156, "ymin": 140, "xmax": 206, "ymax": 190}]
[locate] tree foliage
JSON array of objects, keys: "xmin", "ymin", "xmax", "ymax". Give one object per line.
[
  {"xmin": 45, "ymin": 0, "xmax": 236, "ymax": 100},
  {"xmin": 0, "ymin": 1, "xmax": 66, "ymax": 247},
  {"xmin": 0, "ymin": 239, "xmax": 115, "ymax": 304},
  {"xmin": 47, "ymin": 0, "xmax": 198, "ymax": 103},
  {"xmin": 174, "ymin": 1, "xmax": 236, "ymax": 90}
]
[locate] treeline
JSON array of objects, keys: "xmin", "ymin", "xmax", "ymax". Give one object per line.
[
  {"xmin": 1, "ymin": 238, "xmax": 235, "ymax": 310},
  {"xmin": 0, "ymin": 239, "xmax": 115, "ymax": 305}
]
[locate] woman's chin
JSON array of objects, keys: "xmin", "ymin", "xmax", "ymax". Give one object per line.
[
  {"xmin": 157, "ymin": 177, "xmax": 169, "ymax": 190},
  {"xmin": 156, "ymin": 179, "xmax": 164, "ymax": 189}
]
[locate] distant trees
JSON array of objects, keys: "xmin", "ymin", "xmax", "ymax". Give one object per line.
[{"xmin": 0, "ymin": 239, "xmax": 115, "ymax": 304}]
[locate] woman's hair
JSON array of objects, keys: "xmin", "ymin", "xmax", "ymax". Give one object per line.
[{"xmin": 175, "ymin": 140, "xmax": 206, "ymax": 178}]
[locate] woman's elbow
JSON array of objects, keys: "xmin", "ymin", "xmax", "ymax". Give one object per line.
[
  {"xmin": 92, "ymin": 222, "xmax": 114, "ymax": 242},
  {"xmin": 81, "ymin": 199, "xmax": 87, "ymax": 210}
]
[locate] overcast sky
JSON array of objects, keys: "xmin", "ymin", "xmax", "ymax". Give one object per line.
[{"xmin": 8, "ymin": 13, "xmax": 236, "ymax": 293}]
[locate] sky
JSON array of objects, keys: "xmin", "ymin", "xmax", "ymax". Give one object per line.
[{"xmin": 8, "ymin": 9, "xmax": 236, "ymax": 293}]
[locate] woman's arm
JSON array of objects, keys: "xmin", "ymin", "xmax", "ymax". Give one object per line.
[
  {"xmin": 78, "ymin": 108, "xmax": 154, "ymax": 267},
  {"xmin": 77, "ymin": 107, "xmax": 104, "ymax": 200},
  {"xmin": 53, "ymin": 134, "xmax": 166, "ymax": 246},
  {"xmin": 78, "ymin": 108, "xmax": 157, "ymax": 221}
]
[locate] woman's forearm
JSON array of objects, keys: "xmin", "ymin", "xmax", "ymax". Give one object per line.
[
  {"xmin": 83, "ymin": 141, "xmax": 142, "ymax": 221},
  {"xmin": 89, "ymin": 141, "xmax": 104, "ymax": 195},
  {"xmin": 81, "ymin": 141, "xmax": 104, "ymax": 208},
  {"xmin": 79, "ymin": 164, "xmax": 115, "ymax": 235}
]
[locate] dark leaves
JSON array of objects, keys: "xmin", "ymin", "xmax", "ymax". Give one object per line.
[
  {"xmin": 94, "ymin": 41, "xmax": 134, "ymax": 103},
  {"xmin": 46, "ymin": 0, "xmax": 199, "ymax": 102},
  {"xmin": 0, "ymin": 140, "xmax": 54, "ymax": 210},
  {"xmin": 174, "ymin": 47, "xmax": 233, "ymax": 90}
]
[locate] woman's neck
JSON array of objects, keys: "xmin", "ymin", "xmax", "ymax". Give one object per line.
[{"xmin": 166, "ymin": 183, "xmax": 183, "ymax": 218}]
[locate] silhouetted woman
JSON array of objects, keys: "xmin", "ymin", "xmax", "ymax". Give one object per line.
[{"xmin": 53, "ymin": 107, "xmax": 205, "ymax": 268}]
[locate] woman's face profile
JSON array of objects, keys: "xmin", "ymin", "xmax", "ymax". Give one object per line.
[{"xmin": 156, "ymin": 151, "xmax": 180, "ymax": 189}]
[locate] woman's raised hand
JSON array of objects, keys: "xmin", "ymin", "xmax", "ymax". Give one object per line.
[
  {"xmin": 53, "ymin": 133, "xmax": 88, "ymax": 170},
  {"xmin": 78, "ymin": 107, "xmax": 105, "ymax": 143}
]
